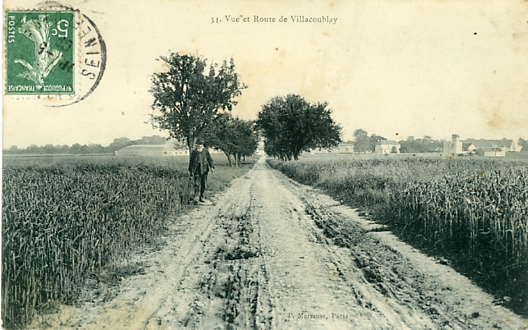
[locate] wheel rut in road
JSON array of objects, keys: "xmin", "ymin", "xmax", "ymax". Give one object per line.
[{"xmin": 34, "ymin": 157, "xmax": 528, "ymax": 330}]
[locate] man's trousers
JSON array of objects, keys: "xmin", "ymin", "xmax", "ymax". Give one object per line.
[{"xmin": 193, "ymin": 173, "xmax": 208, "ymax": 199}]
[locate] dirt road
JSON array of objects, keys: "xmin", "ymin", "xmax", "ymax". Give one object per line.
[{"xmin": 33, "ymin": 157, "xmax": 527, "ymax": 329}]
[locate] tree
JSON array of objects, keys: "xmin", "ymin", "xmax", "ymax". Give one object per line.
[
  {"xmin": 27, "ymin": 144, "xmax": 41, "ymax": 154},
  {"xmin": 400, "ymin": 135, "xmax": 443, "ymax": 153},
  {"xmin": 80, "ymin": 145, "xmax": 90, "ymax": 154},
  {"xmin": 149, "ymin": 52, "xmax": 246, "ymax": 154},
  {"xmin": 87, "ymin": 144, "xmax": 105, "ymax": 154},
  {"xmin": 135, "ymin": 135, "xmax": 167, "ymax": 145},
  {"xmin": 42, "ymin": 144, "xmax": 55, "ymax": 154},
  {"xmin": 70, "ymin": 143, "xmax": 83, "ymax": 154},
  {"xmin": 204, "ymin": 113, "xmax": 258, "ymax": 166},
  {"xmin": 369, "ymin": 134, "xmax": 387, "ymax": 152},
  {"xmin": 256, "ymin": 94, "xmax": 341, "ymax": 160},
  {"xmin": 353, "ymin": 129, "xmax": 370, "ymax": 153},
  {"xmin": 519, "ymin": 138, "xmax": 528, "ymax": 152},
  {"xmin": 106, "ymin": 137, "xmax": 133, "ymax": 153},
  {"xmin": 229, "ymin": 118, "xmax": 258, "ymax": 165},
  {"xmin": 57, "ymin": 145, "xmax": 70, "ymax": 154}
]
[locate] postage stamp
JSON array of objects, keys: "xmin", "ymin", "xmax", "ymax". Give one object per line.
[{"xmin": 5, "ymin": 10, "xmax": 75, "ymax": 95}]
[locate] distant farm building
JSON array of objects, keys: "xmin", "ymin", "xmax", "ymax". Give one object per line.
[
  {"xmin": 307, "ymin": 142, "xmax": 354, "ymax": 154},
  {"xmin": 115, "ymin": 145, "xmax": 167, "ymax": 157},
  {"xmin": 443, "ymin": 134, "xmax": 520, "ymax": 157},
  {"xmin": 115, "ymin": 139, "xmax": 221, "ymax": 157},
  {"xmin": 375, "ymin": 140, "xmax": 401, "ymax": 154},
  {"xmin": 336, "ymin": 142, "xmax": 355, "ymax": 153},
  {"xmin": 162, "ymin": 139, "xmax": 190, "ymax": 156}
]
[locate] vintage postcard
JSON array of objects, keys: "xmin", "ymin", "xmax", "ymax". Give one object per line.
[{"xmin": 2, "ymin": 0, "xmax": 528, "ymax": 329}]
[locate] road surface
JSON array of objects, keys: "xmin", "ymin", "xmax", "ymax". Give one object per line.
[{"xmin": 31, "ymin": 157, "xmax": 527, "ymax": 329}]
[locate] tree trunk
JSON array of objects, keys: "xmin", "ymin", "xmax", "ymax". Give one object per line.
[
  {"xmin": 187, "ymin": 135, "xmax": 196, "ymax": 160},
  {"xmin": 235, "ymin": 152, "xmax": 239, "ymax": 167},
  {"xmin": 224, "ymin": 151, "xmax": 232, "ymax": 167},
  {"xmin": 293, "ymin": 148, "xmax": 302, "ymax": 160}
]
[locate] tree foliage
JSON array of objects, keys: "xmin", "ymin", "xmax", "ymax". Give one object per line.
[
  {"xmin": 519, "ymin": 138, "xmax": 528, "ymax": 152},
  {"xmin": 204, "ymin": 113, "xmax": 258, "ymax": 166},
  {"xmin": 353, "ymin": 129, "xmax": 371, "ymax": 153},
  {"xmin": 352, "ymin": 130, "xmax": 444, "ymax": 153},
  {"xmin": 399, "ymin": 136, "xmax": 443, "ymax": 153},
  {"xmin": 256, "ymin": 94, "xmax": 341, "ymax": 160},
  {"xmin": 3, "ymin": 135, "xmax": 169, "ymax": 155},
  {"xmin": 149, "ymin": 52, "xmax": 246, "ymax": 152}
]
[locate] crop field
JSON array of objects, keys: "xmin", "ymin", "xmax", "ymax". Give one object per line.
[
  {"xmin": 1, "ymin": 154, "xmax": 254, "ymax": 328},
  {"xmin": 269, "ymin": 155, "xmax": 528, "ymax": 316}
]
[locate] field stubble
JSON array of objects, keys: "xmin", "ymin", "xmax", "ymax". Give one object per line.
[
  {"xmin": 269, "ymin": 156, "xmax": 528, "ymax": 317},
  {"xmin": 2, "ymin": 154, "xmax": 254, "ymax": 329}
]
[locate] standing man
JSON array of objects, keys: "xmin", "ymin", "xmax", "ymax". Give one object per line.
[{"xmin": 188, "ymin": 141, "xmax": 214, "ymax": 203}]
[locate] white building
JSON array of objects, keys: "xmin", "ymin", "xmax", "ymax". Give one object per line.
[
  {"xmin": 443, "ymin": 134, "xmax": 519, "ymax": 157},
  {"xmin": 375, "ymin": 140, "xmax": 401, "ymax": 154},
  {"xmin": 115, "ymin": 145, "xmax": 168, "ymax": 157},
  {"xmin": 162, "ymin": 139, "xmax": 190, "ymax": 156}
]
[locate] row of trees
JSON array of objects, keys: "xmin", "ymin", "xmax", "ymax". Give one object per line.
[
  {"xmin": 27, "ymin": 51, "xmax": 522, "ymax": 162},
  {"xmin": 203, "ymin": 113, "xmax": 258, "ymax": 166},
  {"xmin": 5, "ymin": 135, "xmax": 168, "ymax": 155},
  {"xmin": 400, "ymin": 136, "xmax": 444, "ymax": 153},
  {"xmin": 155, "ymin": 52, "xmax": 528, "ymax": 161},
  {"xmin": 149, "ymin": 52, "xmax": 342, "ymax": 163}
]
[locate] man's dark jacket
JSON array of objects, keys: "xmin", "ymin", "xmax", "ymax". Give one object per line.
[{"xmin": 188, "ymin": 149, "xmax": 214, "ymax": 175}]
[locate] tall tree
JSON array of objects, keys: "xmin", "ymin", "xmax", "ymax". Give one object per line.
[
  {"xmin": 257, "ymin": 94, "xmax": 341, "ymax": 160},
  {"xmin": 353, "ymin": 129, "xmax": 370, "ymax": 153},
  {"xmin": 149, "ymin": 52, "xmax": 246, "ymax": 153}
]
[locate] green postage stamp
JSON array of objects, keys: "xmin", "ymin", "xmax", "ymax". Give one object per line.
[{"xmin": 5, "ymin": 10, "xmax": 75, "ymax": 95}]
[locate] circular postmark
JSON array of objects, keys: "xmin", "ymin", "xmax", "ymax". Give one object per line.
[{"xmin": 36, "ymin": 1, "xmax": 107, "ymax": 107}]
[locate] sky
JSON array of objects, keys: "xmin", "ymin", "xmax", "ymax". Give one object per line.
[{"xmin": 3, "ymin": 0, "xmax": 528, "ymax": 148}]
